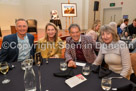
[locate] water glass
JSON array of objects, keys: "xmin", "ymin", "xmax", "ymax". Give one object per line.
[
  {"xmin": 21, "ymin": 61, "xmax": 26, "ymax": 70},
  {"xmin": 82, "ymin": 65, "xmax": 90, "ymax": 76},
  {"xmin": 101, "ymin": 77, "xmax": 112, "ymax": 91},
  {"xmin": 60, "ymin": 61, "xmax": 67, "ymax": 71}
]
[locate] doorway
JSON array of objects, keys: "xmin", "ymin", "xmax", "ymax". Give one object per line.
[{"xmin": 103, "ymin": 7, "xmax": 122, "ymax": 25}]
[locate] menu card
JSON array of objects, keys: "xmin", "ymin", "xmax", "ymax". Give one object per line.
[{"xmin": 65, "ymin": 74, "xmax": 87, "ymax": 88}]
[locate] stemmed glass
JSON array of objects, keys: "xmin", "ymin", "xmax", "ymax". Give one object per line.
[
  {"xmin": 0, "ymin": 62, "xmax": 10, "ymax": 84},
  {"xmin": 101, "ymin": 77, "xmax": 112, "ymax": 91},
  {"xmin": 35, "ymin": 53, "xmax": 42, "ymax": 91},
  {"xmin": 46, "ymin": 50, "xmax": 52, "ymax": 64},
  {"xmin": 35, "ymin": 52, "xmax": 42, "ymax": 67}
]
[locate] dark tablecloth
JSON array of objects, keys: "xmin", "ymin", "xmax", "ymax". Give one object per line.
[{"xmin": 0, "ymin": 58, "xmax": 136, "ymax": 91}]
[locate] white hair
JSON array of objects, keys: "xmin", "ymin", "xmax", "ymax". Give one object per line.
[{"xmin": 109, "ymin": 22, "xmax": 117, "ymax": 33}]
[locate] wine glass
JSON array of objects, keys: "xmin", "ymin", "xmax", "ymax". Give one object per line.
[
  {"xmin": 35, "ymin": 55, "xmax": 42, "ymax": 67},
  {"xmin": 46, "ymin": 50, "xmax": 52, "ymax": 64},
  {"xmin": 35, "ymin": 53, "xmax": 42, "ymax": 91},
  {"xmin": 101, "ymin": 77, "xmax": 112, "ymax": 91},
  {"xmin": 0, "ymin": 62, "xmax": 10, "ymax": 84}
]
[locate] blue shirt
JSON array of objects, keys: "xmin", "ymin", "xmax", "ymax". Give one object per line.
[{"xmin": 17, "ymin": 34, "xmax": 31, "ymax": 61}]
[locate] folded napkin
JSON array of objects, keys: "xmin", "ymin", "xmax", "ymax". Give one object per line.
[
  {"xmin": 53, "ymin": 68, "xmax": 74, "ymax": 79},
  {"xmin": 91, "ymin": 65, "xmax": 111, "ymax": 78}
]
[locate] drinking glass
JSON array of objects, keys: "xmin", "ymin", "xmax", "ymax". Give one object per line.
[
  {"xmin": 46, "ymin": 51, "xmax": 52, "ymax": 64},
  {"xmin": 46, "ymin": 57, "xmax": 49, "ymax": 64},
  {"xmin": 101, "ymin": 77, "xmax": 112, "ymax": 91},
  {"xmin": 35, "ymin": 56, "xmax": 42, "ymax": 67},
  {"xmin": 0, "ymin": 62, "xmax": 10, "ymax": 84},
  {"xmin": 60, "ymin": 61, "xmax": 67, "ymax": 71},
  {"xmin": 21, "ymin": 60, "xmax": 27, "ymax": 70},
  {"xmin": 82, "ymin": 65, "xmax": 90, "ymax": 76},
  {"xmin": 35, "ymin": 53, "xmax": 42, "ymax": 91}
]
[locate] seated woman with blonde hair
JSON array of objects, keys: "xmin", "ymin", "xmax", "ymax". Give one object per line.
[
  {"xmin": 86, "ymin": 20, "xmax": 101, "ymax": 41},
  {"xmin": 93, "ymin": 25, "xmax": 132, "ymax": 79},
  {"xmin": 36, "ymin": 22, "xmax": 64, "ymax": 58}
]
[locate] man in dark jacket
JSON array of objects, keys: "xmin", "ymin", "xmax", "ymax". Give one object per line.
[
  {"xmin": 0, "ymin": 18, "xmax": 34, "ymax": 62},
  {"xmin": 125, "ymin": 18, "xmax": 136, "ymax": 37}
]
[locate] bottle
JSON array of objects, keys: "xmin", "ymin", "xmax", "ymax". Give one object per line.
[{"xmin": 24, "ymin": 64, "xmax": 36, "ymax": 91}]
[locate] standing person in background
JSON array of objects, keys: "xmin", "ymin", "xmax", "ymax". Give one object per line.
[{"xmin": 86, "ymin": 20, "xmax": 101, "ymax": 41}]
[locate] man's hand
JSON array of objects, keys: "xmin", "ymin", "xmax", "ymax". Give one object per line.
[{"xmin": 68, "ymin": 60, "xmax": 77, "ymax": 68}]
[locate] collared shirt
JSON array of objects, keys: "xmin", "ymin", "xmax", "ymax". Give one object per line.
[
  {"xmin": 74, "ymin": 42, "xmax": 86, "ymax": 62},
  {"xmin": 72, "ymin": 35, "xmax": 86, "ymax": 62},
  {"xmin": 17, "ymin": 34, "xmax": 31, "ymax": 61}
]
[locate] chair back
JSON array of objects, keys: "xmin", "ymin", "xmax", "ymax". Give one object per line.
[
  {"xmin": 130, "ymin": 53, "xmax": 136, "ymax": 75},
  {"xmin": 27, "ymin": 19, "xmax": 37, "ymax": 27},
  {"xmin": 27, "ymin": 19, "xmax": 37, "ymax": 33},
  {"xmin": 11, "ymin": 26, "xmax": 17, "ymax": 34}
]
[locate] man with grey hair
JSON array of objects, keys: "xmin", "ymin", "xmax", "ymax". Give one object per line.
[
  {"xmin": 65, "ymin": 24, "xmax": 97, "ymax": 68},
  {"xmin": 0, "ymin": 18, "xmax": 34, "ymax": 62}
]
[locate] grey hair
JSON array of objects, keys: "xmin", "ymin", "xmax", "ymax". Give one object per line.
[
  {"xmin": 15, "ymin": 18, "xmax": 28, "ymax": 26},
  {"xmin": 109, "ymin": 22, "xmax": 117, "ymax": 33},
  {"xmin": 68, "ymin": 24, "xmax": 81, "ymax": 33},
  {"xmin": 109, "ymin": 22, "xmax": 117, "ymax": 29},
  {"xmin": 99, "ymin": 25, "xmax": 119, "ymax": 42}
]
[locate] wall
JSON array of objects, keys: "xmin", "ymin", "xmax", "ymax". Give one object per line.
[
  {"xmin": 122, "ymin": 0, "xmax": 136, "ymax": 23},
  {"xmin": 82, "ymin": 0, "xmax": 89, "ymax": 29},
  {"xmin": 25, "ymin": 0, "xmax": 88, "ymax": 29},
  {"xmin": 1, "ymin": 0, "xmax": 136, "ymax": 31},
  {"xmin": 22, "ymin": 0, "xmax": 88, "ymax": 30},
  {"xmin": 0, "ymin": 0, "xmax": 25, "ymax": 30},
  {"xmin": 100, "ymin": 0, "xmax": 136, "ymax": 25},
  {"xmin": 88, "ymin": 0, "xmax": 100, "ymax": 29},
  {"xmin": 0, "ymin": 0, "xmax": 90, "ymax": 30}
]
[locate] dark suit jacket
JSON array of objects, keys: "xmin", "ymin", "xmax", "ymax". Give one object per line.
[
  {"xmin": 0, "ymin": 33, "xmax": 34, "ymax": 62},
  {"xmin": 65, "ymin": 35, "xmax": 97, "ymax": 63}
]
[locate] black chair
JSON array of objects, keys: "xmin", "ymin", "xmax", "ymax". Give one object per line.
[
  {"xmin": 27, "ymin": 19, "xmax": 37, "ymax": 33},
  {"xmin": 0, "ymin": 27, "xmax": 2, "ymax": 37},
  {"xmin": 50, "ymin": 19, "xmax": 62, "ymax": 30}
]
